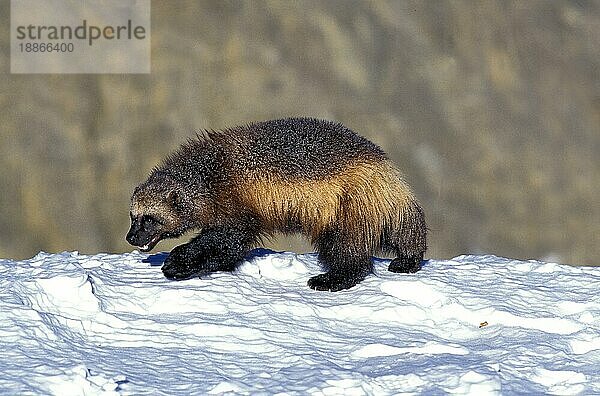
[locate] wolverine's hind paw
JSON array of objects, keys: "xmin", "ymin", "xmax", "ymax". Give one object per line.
[
  {"xmin": 388, "ymin": 255, "xmax": 423, "ymax": 273},
  {"xmin": 307, "ymin": 271, "xmax": 362, "ymax": 292}
]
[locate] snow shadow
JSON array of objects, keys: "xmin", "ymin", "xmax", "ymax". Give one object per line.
[
  {"xmin": 142, "ymin": 252, "xmax": 169, "ymax": 267},
  {"xmin": 141, "ymin": 248, "xmax": 278, "ymax": 267},
  {"xmin": 245, "ymin": 247, "xmax": 280, "ymax": 260}
]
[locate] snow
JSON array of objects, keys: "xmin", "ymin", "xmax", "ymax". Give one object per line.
[{"xmin": 1, "ymin": 250, "xmax": 599, "ymax": 395}]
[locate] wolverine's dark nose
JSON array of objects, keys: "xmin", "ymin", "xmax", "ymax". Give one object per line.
[
  {"xmin": 126, "ymin": 229, "xmax": 136, "ymax": 245},
  {"xmin": 126, "ymin": 227, "xmax": 138, "ymax": 246},
  {"xmin": 126, "ymin": 217, "xmax": 142, "ymax": 245}
]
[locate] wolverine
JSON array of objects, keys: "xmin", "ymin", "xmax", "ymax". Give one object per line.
[{"xmin": 126, "ymin": 117, "xmax": 427, "ymax": 291}]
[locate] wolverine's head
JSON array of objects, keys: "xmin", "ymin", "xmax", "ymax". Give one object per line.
[{"xmin": 126, "ymin": 172, "xmax": 191, "ymax": 252}]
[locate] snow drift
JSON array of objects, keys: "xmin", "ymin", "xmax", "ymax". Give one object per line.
[{"xmin": 1, "ymin": 250, "xmax": 598, "ymax": 395}]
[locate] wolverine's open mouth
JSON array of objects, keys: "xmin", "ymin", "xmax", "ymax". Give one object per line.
[{"xmin": 138, "ymin": 235, "xmax": 162, "ymax": 252}]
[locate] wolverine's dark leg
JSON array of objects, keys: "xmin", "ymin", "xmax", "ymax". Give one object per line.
[
  {"xmin": 308, "ymin": 228, "xmax": 372, "ymax": 292},
  {"xmin": 162, "ymin": 221, "xmax": 260, "ymax": 280},
  {"xmin": 384, "ymin": 204, "xmax": 427, "ymax": 274},
  {"xmin": 385, "ymin": 233, "xmax": 425, "ymax": 273}
]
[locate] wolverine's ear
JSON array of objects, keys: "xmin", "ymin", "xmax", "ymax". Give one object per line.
[{"xmin": 167, "ymin": 190, "xmax": 182, "ymax": 209}]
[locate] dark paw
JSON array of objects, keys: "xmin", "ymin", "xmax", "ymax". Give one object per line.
[
  {"xmin": 162, "ymin": 245, "xmax": 203, "ymax": 280},
  {"xmin": 161, "ymin": 244, "xmax": 238, "ymax": 280},
  {"xmin": 388, "ymin": 255, "xmax": 423, "ymax": 273},
  {"xmin": 307, "ymin": 272, "xmax": 361, "ymax": 292},
  {"xmin": 162, "ymin": 259, "xmax": 200, "ymax": 280}
]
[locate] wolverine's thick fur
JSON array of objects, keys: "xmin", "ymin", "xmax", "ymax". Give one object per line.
[{"xmin": 126, "ymin": 117, "xmax": 427, "ymax": 291}]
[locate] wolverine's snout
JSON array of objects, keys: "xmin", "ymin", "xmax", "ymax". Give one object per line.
[
  {"xmin": 125, "ymin": 226, "xmax": 139, "ymax": 246},
  {"xmin": 126, "ymin": 215, "xmax": 163, "ymax": 252},
  {"xmin": 126, "ymin": 217, "xmax": 144, "ymax": 246}
]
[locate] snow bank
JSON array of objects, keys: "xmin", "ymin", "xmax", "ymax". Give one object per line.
[{"xmin": 1, "ymin": 250, "xmax": 598, "ymax": 395}]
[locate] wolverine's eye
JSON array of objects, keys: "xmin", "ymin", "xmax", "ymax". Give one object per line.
[
  {"xmin": 141, "ymin": 215, "xmax": 163, "ymax": 228},
  {"xmin": 141, "ymin": 215, "xmax": 156, "ymax": 228}
]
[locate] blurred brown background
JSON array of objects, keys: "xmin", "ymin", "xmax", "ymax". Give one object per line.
[{"xmin": 1, "ymin": 0, "xmax": 598, "ymax": 264}]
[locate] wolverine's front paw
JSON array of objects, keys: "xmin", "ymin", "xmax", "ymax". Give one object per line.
[
  {"xmin": 162, "ymin": 261, "xmax": 198, "ymax": 280},
  {"xmin": 162, "ymin": 245, "xmax": 202, "ymax": 280}
]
